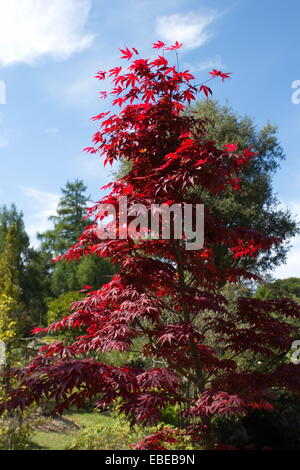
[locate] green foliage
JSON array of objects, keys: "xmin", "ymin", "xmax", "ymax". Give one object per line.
[
  {"xmin": 0, "ymin": 224, "xmax": 22, "ymax": 300},
  {"xmin": 76, "ymin": 256, "xmax": 117, "ymax": 290},
  {"xmin": 188, "ymin": 100, "xmax": 298, "ymax": 273},
  {"xmin": 0, "ymin": 204, "xmax": 29, "ymax": 256},
  {"xmin": 0, "ymin": 412, "xmax": 32, "ymax": 450},
  {"xmin": 222, "ymin": 282, "xmax": 253, "ymax": 310},
  {"xmin": 0, "ymin": 205, "xmax": 49, "ymax": 328},
  {"xmin": 255, "ymin": 277, "xmax": 300, "ymax": 301},
  {"xmin": 0, "ymin": 224, "xmax": 30, "ymax": 336},
  {"xmin": 21, "ymin": 248, "xmax": 52, "ymax": 325},
  {"xmin": 67, "ymin": 418, "xmax": 152, "ymax": 450},
  {"xmin": 47, "ymin": 291, "xmax": 82, "ymax": 326},
  {"xmin": 0, "ymin": 294, "xmax": 17, "ymax": 343},
  {"xmin": 67, "ymin": 416, "xmax": 194, "ymax": 450},
  {"xmin": 38, "ymin": 179, "xmax": 90, "ymax": 256},
  {"xmin": 50, "ymin": 256, "xmax": 116, "ymax": 298},
  {"xmin": 160, "ymin": 404, "xmax": 182, "ymax": 427}
]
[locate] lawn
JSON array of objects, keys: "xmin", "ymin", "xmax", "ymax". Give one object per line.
[{"xmin": 29, "ymin": 410, "xmax": 116, "ymax": 450}]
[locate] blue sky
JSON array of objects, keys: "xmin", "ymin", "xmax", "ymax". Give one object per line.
[{"xmin": 0, "ymin": 0, "xmax": 299, "ymax": 278}]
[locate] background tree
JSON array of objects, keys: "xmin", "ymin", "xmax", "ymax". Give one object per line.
[
  {"xmin": 0, "ymin": 224, "xmax": 28, "ymax": 336},
  {"xmin": 0, "ymin": 224, "xmax": 29, "ymax": 410},
  {"xmin": 0, "ymin": 294, "xmax": 17, "ymax": 359},
  {"xmin": 38, "ymin": 179, "xmax": 116, "ymax": 297},
  {"xmin": 0, "ymin": 205, "xmax": 50, "ymax": 327},
  {"xmin": 21, "ymin": 249, "xmax": 52, "ymax": 326},
  {"xmin": 0, "ymin": 205, "xmax": 29, "ymax": 256},
  {"xmin": 189, "ymin": 100, "xmax": 298, "ymax": 274},
  {"xmin": 38, "ymin": 180, "xmax": 90, "ymax": 255},
  {"xmin": 255, "ymin": 277, "xmax": 300, "ymax": 301}
]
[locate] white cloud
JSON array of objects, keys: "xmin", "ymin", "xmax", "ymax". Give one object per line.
[
  {"xmin": 0, "ymin": 0, "xmax": 94, "ymax": 66},
  {"xmin": 155, "ymin": 11, "xmax": 218, "ymax": 50},
  {"xmin": 21, "ymin": 186, "xmax": 59, "ymax": 244}
]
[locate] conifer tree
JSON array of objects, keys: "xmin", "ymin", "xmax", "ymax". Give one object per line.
[{"xmin": 39, "ymin": 180, "xmax": 116, "ymax": 296}]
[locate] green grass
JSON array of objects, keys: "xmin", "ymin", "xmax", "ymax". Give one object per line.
[{"xmin": 29, "ymin": 410, "xmax": 117, "ymax": 450}]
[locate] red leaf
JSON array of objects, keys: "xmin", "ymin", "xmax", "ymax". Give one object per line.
[
  {"xmin": 109, "ymin": 67, "xmax": 122, "ymax": 77},
  {"xmin": 95, "ymin": 71, "xmax": 106, "ymax": 80},
  {"xmin": 209, "ymin": 69, "xmax": 231, "ymax": 82},
  {"xmin": 120, "ymin": 47, "xmax": 134, "ymax": 60},
  {"xmin": 200, "ymin": 85, "xmax": 212, "ymax": 97},
  {"xmin": 165, "ymin": 41, "xmax": 183, "ymax": 51},
  {"xmin": 152, "ymin": 40, "xmax": 165, "ymax": 49},
  {"xmin": 224, "ymin": 142, "xmax": 238, "ymax": 152}
]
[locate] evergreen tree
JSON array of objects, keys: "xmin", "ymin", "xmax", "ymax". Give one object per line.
[
  {"xmin": 38, "ymin": 179, "xmax": 90, "ymax": 255},
  {"xmin": 0, "ymin": 206, "xmax": 50, "ymax": 327},
  {"xmin": 0, "ymin": 225, "xmax": 29, "ymax": 336},
  {"xmin": 0, "ymin": 205, "xmax": 29, "ymax": 257},
  {"xmin": 21, "ymin": 248, "xmax": 52, "ymax": 326},
  {"xmin": 38, "ymin": 179, "xmax": 116, "ymax": 296},
  {"xmin": 0, "ymin": 224, "xmax": 22, "ymax": 302}
]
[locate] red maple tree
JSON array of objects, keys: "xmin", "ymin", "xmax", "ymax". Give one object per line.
[{"xmin": 2, "ymin": 41, "xmax": 300, "ymax": 450}]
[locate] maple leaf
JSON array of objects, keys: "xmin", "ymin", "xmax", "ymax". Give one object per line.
[
  {"xmin": 112, "ymin": 97, "xmax": 125, "ymax": 107},
  {"xmin": 182, "ymin": 88, "xmax": 195, "ymax": 104},
  {"xmin": 95, "ymin": 70, "xmax": 106, "ymax": 80},
  {"xmin": 90, "ymin": 112, "xmax": 110, "ymax": 121},
  {"xmin": 120, "ymin": 47, "xmax": 134, "ymax": 60},
  {"xmin": 209, "ymin": 69, "xmax": 231, "ymax": 82},
  {"xmin": 165, "ymin": 41, "xmax": 183, "ymax": 51},
  {"xmin": 152, "ymin": 40, "xmax": 165, "ymax": 49},
  {"xmin": 200, "ymin": 85, "xmax": 212, "ymax": 97},
  {"xmin": 108, "ymin": 67, "xmax": 122, "ymax": 77},
  {"xmin": 224, "ymin": 142, "xmax": 238, "ymax": 152},
  {"xmin": 31, "ymin": 327, "xmax": 44, "ymax": 335},
  {"xmin": 243, "ymin": 147, "xmax": 257, "ymax": 158},
  {"xmin": 151, "ymin": 55, "xmax": 168, "ymax": 67}
]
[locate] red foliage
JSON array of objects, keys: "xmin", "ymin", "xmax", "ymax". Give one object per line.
[{"xmin": 2, "ymin": 42, "xmax": 300, "ymax": 450}]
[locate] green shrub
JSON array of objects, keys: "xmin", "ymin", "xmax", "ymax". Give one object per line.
[
  {"xmin": 67, "ymin": 419, "xmax": 154, "ymax": 450},
  {"xmin": 0, "ymin": 412, "xmax": 32, "ymax": 450},
  {"xmin": 67, "ymin": 416, "xmax": 196, "ymax": 450}
]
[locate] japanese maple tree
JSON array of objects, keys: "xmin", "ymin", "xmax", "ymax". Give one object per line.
[{"xmin": 2, "ymin": 41, "xmax": 300, "ymax": 450}]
